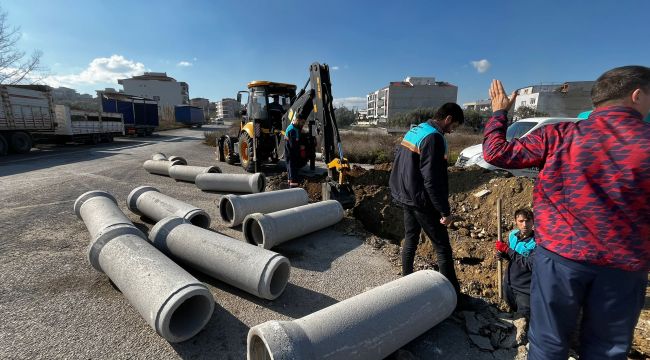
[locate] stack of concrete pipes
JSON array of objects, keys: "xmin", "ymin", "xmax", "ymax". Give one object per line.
[
  {"xmin": 143, "ymin": 153, "xmax": 188, "ymax": 176},
  {"xmin": 74, "ymin": 190, "xmax": 214, "ymax": 343},
  {"xmin": 127, "ymin": 186, "xmax": 291, "ymax": 300},
  {"xmin": 146, "ymin": 153, "xmax": 266, "ymax": 194}
]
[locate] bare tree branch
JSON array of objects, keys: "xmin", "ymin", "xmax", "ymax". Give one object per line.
[{"xmin": 0, "ymin": 6, "xmax": 44, "ymax": 85}]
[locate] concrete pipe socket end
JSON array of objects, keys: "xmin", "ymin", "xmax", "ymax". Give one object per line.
[
  {"xmin": 250, "ymin": 173, "xmax": 267, "ymax": 193},
  {"xmin": 218, "ymin": 195, "xmax": 239, "ymax": 227},
  {"xmin": 183, "ymin": 208, "xmax": 212, "ymax": 229},
  {"xmin": 87, "ymin": 224, "xmax": 146, "ymax": 273},
  {"xmin": 127, "ymin": 185, "xmax": 160, "ymax": 215},
  {"xmin": 74, "ymin": 190, "xmax": 117, "ymax": 220},
  {"xmin": 167, "ymin": 156, "xmax": 187, "ymax": 165},
  {"xmin": 247, "ymin": 321, "xmax": 303, "ymax": 360},
  {"xmin": 242, "ymin": 214, "xmax": 270, "ymax": 249},
  {"xmin": 152, "ymin": 152, "xmax": 167, "ymax": 161},
  {"xmin": 156, "ymin": 283, "xmax": 214, "ymax": 343},
  {"xmin": 259, "ymin": 255, "xmax": 291, "ymax": 300}
]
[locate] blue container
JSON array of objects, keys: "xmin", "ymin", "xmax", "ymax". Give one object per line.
[
  {"xmin": 101, "ymin": 94, "xmax": 159, "ymax": 135},
  {"xmin": 175, "ymin": 105, "xmax": 204, "ymax": 126}
]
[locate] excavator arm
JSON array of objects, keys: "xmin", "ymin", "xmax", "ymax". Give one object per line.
[{"xmin": 282, "ymin": 62, "xmax": 355, "ymax": 209}]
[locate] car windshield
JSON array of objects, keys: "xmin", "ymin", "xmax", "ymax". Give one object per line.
[{"xmin": 506, "ymin": 121, "xmax": 536, "ymax": 141}]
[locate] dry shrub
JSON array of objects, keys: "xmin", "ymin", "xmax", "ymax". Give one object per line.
[
  {"xmin": 203, "ymin": 122, "xmax": 241, "ymax": 146},
  {"xmin": 341, "ymin": 132, "xmax": 399, "ymax": 164}
]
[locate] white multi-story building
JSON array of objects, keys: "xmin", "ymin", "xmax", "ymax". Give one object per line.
[
  {"xmin": 118, "ymin": 72, "xmax": 189, "ymax": 107},
  {"xmin": 513, "ymin": 81, "xmax": 594, "ymax": 118},
  {"xmin": 366, "ymin": 76, "xmax": 457, "ymax": 124},
  {"xmin": 462, "ymin": 99, "xmax": 492, "ymax": 112},
  {"xmin": 215, "ymin": 98, "xmax": 241, "ymax": 120}
]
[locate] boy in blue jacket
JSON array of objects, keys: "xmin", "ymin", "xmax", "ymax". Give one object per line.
[{"xmin": 495, "ymin": 208, "xmax": 536, "ymax": 319}]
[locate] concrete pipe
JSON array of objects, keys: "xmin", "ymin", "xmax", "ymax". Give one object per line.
[
  {"xmin": 169, "ymin": 165, "xmax": 222, "ymax": 183},
  {"xmin": 218, "ymin": 188, "xmax": 309, "ymax": 227},
  {"xmin": 167, "ymin": 155, "xmax": 187, "ymax": 165},
  {"xmin": 195, "ymin": 173, "xmax": 266, "ymax": 194},
  {"xmin": 127, "ymin": 186, "xmax": 211, "ymax": 228},
  {"xmin": 243, "ymin": 200, "xmax": 344, "ymax": 249},
  {"xmin": 152, "ymin": 152, "xmax": 167, "ymax": 161},
  {"xmin": 150, "ymin": 216, "xmax": 291, "ymax": 300},
  {"xmin": 143, "ymin": 159, "xmax": 184, "ymax": 176},
  {"xmin": 74, "ymin": 191, "xmax": 214, "ymax": 343},
  {"xmin": 247, "ymin": 270, "xmax": 457, "ymax": 360}
]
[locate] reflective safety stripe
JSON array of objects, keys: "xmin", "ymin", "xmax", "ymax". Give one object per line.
[
  {"xmin": 400, "ymin": 122, "xmax": 447, "ymax": 156},
  {"xmin": 285, "ymin": 124, "xmax": 299, "ymax": 140}
]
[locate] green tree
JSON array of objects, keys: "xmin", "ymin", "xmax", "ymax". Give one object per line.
[
  {"xmin": 514, "ymin": 105, "xmax": 548, "ymax": 120},
  {"xmin": 388, "ymin": 107, "xmax": 437, "ymax": 127},
  {"xmin": 0, "ymin": 7, "xmax": 44, "ymax": 84},
  {"xmin": 334, "ymin": 106, "xmax": 356, "ymax": 128}
]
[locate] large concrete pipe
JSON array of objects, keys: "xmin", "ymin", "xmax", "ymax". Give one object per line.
[
  {"xmin": 195, "ymin": 173, "xmax": 266, "ymax": 194},
  {"xmin": 127, "ymin": 186, "xmax": 211, "ymax": 228},
  {"xmin": 74, "ymin": 190, "xmax": 214, "ymax": 343},
  {"xmin": 247, "ymin": 270, "xmax": 457, "ymax": 360},
  {"xmin": 167, "ymin": 155, "xmax": 187, "ymax": 165},
  {"xmin": 243, "ymin": 200, "xmax": 344, "ymax": 250},
  {"xmin": 169, "ymin": 165, "xmax": 222, "ymax": 183},
  {"xmin": 152, "ymin": 152, "xmax": 167, "ymax": 161},
  {"xmin": 218, "ymin": 188, "xmax": 309, "ymax": 227},
  {"xmin": 150, "ymin": 216, "xmax": 291, "ymax": 300},
  {"xmin": 143, "ymin": 159, "xmax": 184, "ymax": 176}
]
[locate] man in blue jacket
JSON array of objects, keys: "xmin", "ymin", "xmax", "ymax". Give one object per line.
[
  {"xmin": 389, "ymin": 103, "xmax": 465, "ymax": 301},
  {"xmin": 284, "ymin": 115, "xmax": 306, "ymax": 188},
  {"xmin": 496, "ymin": 208, "xmax": 536, "ymax": 319}
]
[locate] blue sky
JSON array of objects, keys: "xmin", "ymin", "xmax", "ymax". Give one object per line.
[{"xmin": 3, "ymin": 0, "xmax": 649, "ymax": 109}]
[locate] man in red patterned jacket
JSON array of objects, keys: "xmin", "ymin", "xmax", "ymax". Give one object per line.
[{"xmin": 483, "ymin": 66, "xmax": 650, "ymax": 360}]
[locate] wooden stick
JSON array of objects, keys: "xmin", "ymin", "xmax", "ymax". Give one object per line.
[{"xmin": 497, "ymin": 197, "xmax": 503, "ymax": 301}]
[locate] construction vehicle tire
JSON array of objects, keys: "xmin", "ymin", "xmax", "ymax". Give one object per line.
[
  {"xmin": 216, "ymin": 136, "xmax": 225, "ymax": 162},
  {"xmin": 238, "ymin": 132, "xmax": 256, "ymax": 173},
  {"xmin": 223, "ymin": 135, "xmax": 238, "ymax": 165}
]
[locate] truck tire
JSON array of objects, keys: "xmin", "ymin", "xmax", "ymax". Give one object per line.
[
  {"xmin": 0, "ymin": 134, "xmax": 8, "ymax": 156},
  {"xmin": 87, "ymin": 134, "xmax": 101, "ymax": 145},
  {"xmin": 238, "ymin": 132, "xmax": 256, "ymax": 173},
  {"xmin": 9, "ymin": 132, "xmax": 33, "ymax": 154},
  {"xmin": 223, "ymin": 135, "xmax": 238, "ymax": 165}
]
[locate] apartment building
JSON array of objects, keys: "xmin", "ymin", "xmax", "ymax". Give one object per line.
[
  {"xmin": 191, "ymin": 97, "xmax": 210, "ymax": 120},
  {"xmin": 118, "ymin": 72, "xmax": 189, "ymax": 107},
  {"xmin": 514, "ymin": 81, "xmax": 594, "ymax": 118},
  {"xmin": 215, "ymin": 98, "xmax": 241, "ymax": 120},
  {"xmin": 366, "ymin": 76, "xmax": 457, "ymax": 124}
]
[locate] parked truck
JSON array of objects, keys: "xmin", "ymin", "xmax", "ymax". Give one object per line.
[
  {"xmin": 174, "ymin": 105, "xmax": 204, "ymax": 128},
  {"xmin": 99, "ymin": 91, "xmax": 159, "ymax": 136},
  {"xmin": 0, "ymin": 85, "xmax": 56, "ymax": 155},
  {"xmin": 43, "ymin": 105, "xmax": 124, "ymax": 144}
]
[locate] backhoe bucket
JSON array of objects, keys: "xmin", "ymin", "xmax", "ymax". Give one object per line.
[{"xmin": 322, "ymin": 181, "xmax": 356, "ymax": 210}]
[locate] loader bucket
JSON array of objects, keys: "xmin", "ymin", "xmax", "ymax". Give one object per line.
[{"xmin": 322, "ymin": 181, "xmax": 356, "ymax": 210}]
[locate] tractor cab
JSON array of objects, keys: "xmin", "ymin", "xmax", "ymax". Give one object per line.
[{"xmin": 233, "ymin": 81, "xmax": 297, "ymax": 172}]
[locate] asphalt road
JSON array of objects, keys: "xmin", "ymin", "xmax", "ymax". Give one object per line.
[{"xmin": 0, "ymin": 125, "xmax": 404, "ymax": 359}]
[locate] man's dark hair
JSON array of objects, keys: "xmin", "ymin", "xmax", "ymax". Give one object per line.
[
  {"xmin": 433, "ymin": 102, "xmax": 464, "ymax": 124},
  {"xmin": 591, "ymin": 65, "xmax": 650, "ymax": 106},
  {"xmin": 514, "ymin": 208, "xmax": 534, "ymax": 221}
]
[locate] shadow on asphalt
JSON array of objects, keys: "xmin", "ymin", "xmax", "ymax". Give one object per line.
[
  {"xmin": 273, "ymin": 228, "xmax": 362, "ymax": 272},
  {"xmin": 0, "ymin": 134, "xmax": 192, "ymax": 177},
  {"xmin": 171, "ymin": 302, "xmax": 249, "ymax": 359}
]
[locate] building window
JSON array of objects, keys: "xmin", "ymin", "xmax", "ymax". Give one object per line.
[
  {"xmin": 530, "ymin": 98, "xmax": 535, "ymax": 105},
  {"xmin": 153, "ymin": 96, "xmax": 160, "ymax": 101},
  {"xmin": 521, "ymin": 101, "xmax": 526, "ymax": 106}
]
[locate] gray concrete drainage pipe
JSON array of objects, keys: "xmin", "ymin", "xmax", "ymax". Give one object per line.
[
  {"xmin": 74, "ymin": 190, "xmax": 214, "ymax": 343},
  {"xmin": 167, "ymin": 155, "xmax": 187, "ymax": 165},
  {"xmin": 243, "ymin": 200, "xmax": 344, "ymax": 249},
  {"xmin": 149, "ymin": 216, "xmax": 291, "ymax": 300},
  {"xmin": 247, "ymin": 270, "xmax": 457, "ymax": 360},
  {"xmin": 195, "ymin": 172, "xmax": 266, "ymax": 194},
  {"xmin": 143, "ymin": 159, "xmax": 184, "ymax": 176},
  {"xmin": 127, "ymin": 186, "xmax": 211, "ymax": 228},
  {"xmin": 152, "ymin": 152, "xmax": 167, "ymax": 161},
  {"xmin": 218, "ymin": 188, "xmax": 309, "ymax": 227},
  {"xmin": 169, "ymin": 165, "xmax": 222, "ymax": 183}
]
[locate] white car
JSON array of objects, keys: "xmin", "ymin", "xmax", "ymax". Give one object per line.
[{"xmin": 455, "ymin": 117, "xmax": 583, "ymax": 177}]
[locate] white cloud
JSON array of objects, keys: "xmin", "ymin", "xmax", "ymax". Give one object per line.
[
  {"xmin": 471, "ymin": 59, "xmax": 491, "ymax": 73},
  {"xmin": 177, "ymin": 61, "xmax": 193, "ymax": 67},
  {"xmin": 43, "ymin": 55, "xmax": 145, "ymax": 88},
  {"xmin": 333, "ymin": 96, "xmax": 366, "ymax": 109},
  {"xmin": 331, "ymin": 66, "xmax": 340, "ymax": 70}
]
